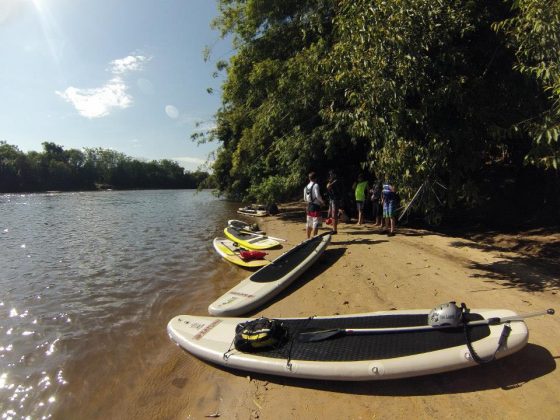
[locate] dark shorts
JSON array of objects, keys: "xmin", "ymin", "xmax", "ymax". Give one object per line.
[
  {"xmin": 383, "ymin": 201, "xmax": 395, "ymax": 218},
  {"xmin": 371, "ymin": 201, "xmax": 381, "ymax": 218},
  {"xmin": 329, "ymin": 199, "xmax": 340, "ymax": 219}
]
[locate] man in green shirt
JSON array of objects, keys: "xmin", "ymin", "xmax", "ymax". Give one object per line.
[{"xmin": 353, "ymin": 173, "xmax": 369, "ymax": 225}]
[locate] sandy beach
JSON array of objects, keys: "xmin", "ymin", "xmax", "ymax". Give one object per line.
[{"xmin": 111, "ymin": 205, "xmax": 559, "ymax": 420}]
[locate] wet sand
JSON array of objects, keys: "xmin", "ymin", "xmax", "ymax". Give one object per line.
[{"xmin": 107, "ymin": 207, "xmax": 559, "ymax": 419}]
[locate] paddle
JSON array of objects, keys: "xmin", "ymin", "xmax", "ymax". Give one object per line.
[
  {"xmin": 297, "ymin": 308, "xmax": 555, "ymax": 343},
  {"xmin": 239, "ymin": 230, "xmax": 287, "ymax": 242},
  {"xmin": 224, "ymin": 241, "xmax": 267, "ymax": 261},
  {"xmin": 229, "ymin": 220, "xmax": 265, "ymax": 234}
]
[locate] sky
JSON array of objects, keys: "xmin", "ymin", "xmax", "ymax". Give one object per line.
[{"xmin": 0, "ymin": 0, "xmax": 231, "ymax": 172}]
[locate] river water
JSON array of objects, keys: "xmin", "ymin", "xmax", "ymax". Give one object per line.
[{"xmin": 0, "ymin": 190, "xmax": 242, "ymax": 419}]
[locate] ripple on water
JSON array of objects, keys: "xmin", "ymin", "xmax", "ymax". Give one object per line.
[{"xmin": 0, "ymin": 190, "xmax": 238, "ymax": 418}]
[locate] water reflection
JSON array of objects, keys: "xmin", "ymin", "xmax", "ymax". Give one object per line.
[{"xmin": 0, "ymin": 190, "xmax": 239, "ymax": 418}]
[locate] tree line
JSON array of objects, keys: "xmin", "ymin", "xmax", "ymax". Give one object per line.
[
  {"xmin": 200, "ymin": 0, "xmax": 559, "ymax": 225},
  {"xmin": 0, "ymin": 141, "xmax": 214, "ymax": 193}
]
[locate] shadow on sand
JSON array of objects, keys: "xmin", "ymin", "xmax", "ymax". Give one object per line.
[
  {"xmin": 446, "ymin": 239, "xmax": 560, "ymax": 292},
  {"xmin": 204, "ymin": 343, "xmax": 556, "ymax": 396},
  {"xmin": 246, "ymin": 247, "xmax": 347, "ymax": 316}
]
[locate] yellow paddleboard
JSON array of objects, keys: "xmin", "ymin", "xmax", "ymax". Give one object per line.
[
  {"xmin": 223, "ymin": 227, "xmax": 281, "ymax": 250},
  {"xmin": 213, "ymin": 237, "xmax": 270, "ymax": 268}
]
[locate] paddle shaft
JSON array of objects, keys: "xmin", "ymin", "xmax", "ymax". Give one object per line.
[
  {"xmin": 222, "ymin": 241, "xmax": 267, "ymax": 260},
  {"xmin": 229, "ymin": 221, "xmax": 265, "ymax": 234},
  {"xmin": 297, "ymin": 308, "xmax": 554, "ymax": 342},
  {"xmin": 240, "ymin": 230, "xmax": 287, "ymax": 242}
]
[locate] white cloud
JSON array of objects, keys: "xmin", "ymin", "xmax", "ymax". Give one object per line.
[
  {"xmin": 109, "ymin": 55, "xmax": 150, "ymax": 74},
  {"xmin": 56, "ymin": 77, "xmax": 131, "ymax": 119},
  {"xmin": 57, "ymin": 54, "xmax": 151, "ymax": 118},
  {"xmin": 165, "ymin": 105, "xmax": 179, "ymax": 119}
]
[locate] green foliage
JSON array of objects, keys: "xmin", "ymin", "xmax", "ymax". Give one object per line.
[
  {"xmin": 493, "ymin": 0, "xmax": 560, "ymax": 170},
  {"xmin": 0, "ymin": 141, "xmax": 212, "ymax": 193},
  {"xmin": 202, "ymin": 0, "xmax": 559, "ymax": 223}
]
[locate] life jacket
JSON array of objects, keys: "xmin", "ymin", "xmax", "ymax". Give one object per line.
[{"xmin": 239, "ymin": 250, "xmax": 267, "ymax": 261}]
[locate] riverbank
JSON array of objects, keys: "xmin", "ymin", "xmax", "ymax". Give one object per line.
[{"xmin": 115, "ymin": 206, "xmax": 559, "ymax": 419}]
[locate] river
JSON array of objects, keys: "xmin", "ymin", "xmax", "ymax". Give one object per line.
[{"xmin": 0, "ymin": 190, "xmax": 243, "ymax": 418}]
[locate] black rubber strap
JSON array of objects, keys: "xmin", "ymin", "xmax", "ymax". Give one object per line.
[{"xmin": 461, "ymin": 303, "xmax": 512, "ymax": 364}]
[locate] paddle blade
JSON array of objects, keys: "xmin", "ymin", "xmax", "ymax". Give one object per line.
[{"xmin": 297, "ymin": 329, "xmax": 346, "ymax": 343}]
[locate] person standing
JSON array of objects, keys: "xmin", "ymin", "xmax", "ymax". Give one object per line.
[
  {"xmin": 326, "ymin": 170, "xmax": 343, "ymax": 234},
  {"xmin": 303, "ymin": 172, "xmax": 325, "ymax": 238},
  {"xmin": 382, "ymin": 180, "xmax": 397, "ymax": 235},
  {"xmin": 353, "ymin": 173, "xmax": 369, "ymax": 225},
  {"xmin": 370, "ymin": 179, "xmax": 383, "ymax": 227}
]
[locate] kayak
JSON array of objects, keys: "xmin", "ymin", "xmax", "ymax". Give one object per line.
[
  {"xmin": 213, "ymin": 238, "xmax": 270, "ymax": 268},
  {"xmin": 228, "ymin": 219, "xmax": 265, "ymax": 235},
  {"xmin": 167, "ymin": 307, "xmax": 529, "ymax": 381},
  {"xmin": 223, "ymin": 226, "xmax": 280, "ymax": 250},
  {"xmin": 208, "ymin": 233, "xmax": 331, "ymax": 316}
]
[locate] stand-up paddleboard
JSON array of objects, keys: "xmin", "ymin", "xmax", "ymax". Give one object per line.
[
  {"xmin": 208, "ymin": 233, "xmax": 331, "ymax": 316},
  {"xmin": 213, "ymin": 238, "xmax": 270, "ymax": 268},
  {"xmin": 237, "ymin": 205, "xmax": 269, "ymax": 217},
  {"xmin": 224, "ymin": 226, "xmax": 280, "ymax": 250},
  {"xmin": 167, "ymin": 307, "xmax": 531, "ymax": 381},
  {"xmin": 228, "ymin": 219, "xmax": 265, "ymax": 235}
]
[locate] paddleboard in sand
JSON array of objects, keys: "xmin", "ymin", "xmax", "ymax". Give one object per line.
[
  {"xmin": 237, "ymin": 205, "xmax": 269, "ymax": 217},
  {"xmin": 167, "ymin": 307, "xmax": 529, "ymax": 381},
  {"xmin": 213, "ymin": 238, "xmax": 270, "ymax": 268},
  {"xmin": 208, "ymin": 233, "xmax": 331, "ymax": 316},
  {"xmin": 228, "ymin": 219, "xmax": 265, "ymax": 235},
  {"xmin": 224, "ymin": 226, "xmax": 280, "ymax": 250}
]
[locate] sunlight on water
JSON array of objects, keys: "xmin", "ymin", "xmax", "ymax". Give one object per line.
[{"xmin": 0, "ymin": 190, "xmax": 238, "ymax": 418}]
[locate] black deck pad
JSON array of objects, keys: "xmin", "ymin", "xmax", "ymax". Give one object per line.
[
  {"xmin": 248, "ymin": 313, "xmax": 489, "ymax": 361},
  {"xmin": 250, "ymin": 235, "xmax": 325, "ymax": 283}
]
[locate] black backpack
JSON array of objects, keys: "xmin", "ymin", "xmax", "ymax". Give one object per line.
[
  {"xmin": 267, "ymin": 203, "xmax": 279, "ymax": 215},
  {"xmin": 234, "ymin": 317, "xmax": 288, "ymax": 352},
  {"xmin": 305, "ymin": 183, "xmax": 321, "ymax": 212}
]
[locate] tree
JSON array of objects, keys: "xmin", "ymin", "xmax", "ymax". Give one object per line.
[
  {"xmin": 0, "ymin": 142, "xmax": 212, "ymax": 192},
  {"xmin": 0, "ymin": 141, "xmax": 26, "ymax": 192},
  {"xmin": 494, "ymin": 0, "xmax": 560, "ymax": 170},
  {"xmin": 206, "ymin": 0, "xmax": 559, "ymax": 224}
]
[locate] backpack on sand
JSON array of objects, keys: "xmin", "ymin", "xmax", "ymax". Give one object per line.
[{"xmin": 234, "ymin": 317, "xmax": 288, "ymax": 352}]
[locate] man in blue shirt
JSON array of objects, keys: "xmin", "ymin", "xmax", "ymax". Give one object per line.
[{"xmin": 382, "ymin": 181, "xmax": 397, "ymax": 236}]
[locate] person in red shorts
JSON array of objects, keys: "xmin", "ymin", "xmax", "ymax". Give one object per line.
[{"xmin": 303, "ymin": 171, "xmax": 325, "ymax": 238}]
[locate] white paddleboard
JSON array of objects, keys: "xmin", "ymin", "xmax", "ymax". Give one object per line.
[
  {"xmin": 238, "ymin": 205, "xmax": 269, "ymax": 217},
  {"xmin": 209, "ymin": 233, "xmax": 331, "ymax": 316},
  {"xmin": 167, "ymin": 309, "xmax": 529, "ymax": 381}
]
